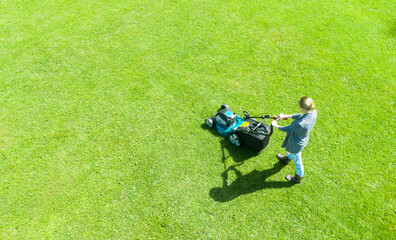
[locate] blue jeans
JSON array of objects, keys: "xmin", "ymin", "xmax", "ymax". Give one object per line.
[{"xmin": 287, "ymin": 152, "xmax": 304, "ymax": 177}]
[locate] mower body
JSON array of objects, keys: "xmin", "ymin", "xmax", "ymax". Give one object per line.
[
  {"xmin": 215, "ymin": 115, "xmax": 245, "ymax": 137},
  {"xmin": 205, "ymin": 104, "xmax": 274, "ymax": 154}
]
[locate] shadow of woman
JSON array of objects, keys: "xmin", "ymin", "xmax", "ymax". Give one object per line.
[{"xmin": 209, "ymin": 161, "xmax": 294, "ymax": 202}]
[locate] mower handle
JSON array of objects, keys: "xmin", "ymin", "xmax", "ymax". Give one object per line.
[
  {"xmin": 244, "ymin": 114, "xmax": 272, "ymax": 119},
  {"xmin": 243, "ymin": 111, "xmax": 250, "ymax": 117},
  {"xmin": 266, "ymin": 116, "xmax": 281, "ymax": 136},
  {"xmin": 251, "ymin": 115, "xmax": 275, "ymax": 131}
]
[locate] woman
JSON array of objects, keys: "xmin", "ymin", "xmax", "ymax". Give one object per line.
[{"xmin": 271, "ymin": 97, "xmax": 317, "ymax": 183}]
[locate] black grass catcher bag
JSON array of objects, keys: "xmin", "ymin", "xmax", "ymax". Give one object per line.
[{"xmin": 236, "ymin": 118, "xmax": 272, "ymax": 154}]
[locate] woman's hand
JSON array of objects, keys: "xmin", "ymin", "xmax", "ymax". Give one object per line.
[{"xmin": 271, "ymin": 120, "xmax": 279, "ymax": 128}]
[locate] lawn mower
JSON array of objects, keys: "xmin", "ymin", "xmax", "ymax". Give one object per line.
[{"xmin": 205, "ymin": 104, "xmax": 280, "ymax": 154}]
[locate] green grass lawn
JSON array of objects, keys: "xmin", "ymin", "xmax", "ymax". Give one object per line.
[{"xmin": 0, "ymin": 0, "xmax": 395, "ymax": 239}]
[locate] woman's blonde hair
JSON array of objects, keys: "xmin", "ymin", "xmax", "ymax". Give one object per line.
[{"xmin": 299, "ymin": 97, "xmax": 315, "ymax": 111}]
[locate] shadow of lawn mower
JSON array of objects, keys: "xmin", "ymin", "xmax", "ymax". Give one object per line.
[{"xmin": 205, "ymin": 104, "xmax": 280, "ymax": 154}]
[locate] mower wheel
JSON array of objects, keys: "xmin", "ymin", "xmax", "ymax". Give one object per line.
[
  {"xmin": 205, "ymin": 118, "xmax": 214, "ymax": 128},
  {"xmin": 229, "ymin": 134, "xmax": 241, "ymax": 147}
]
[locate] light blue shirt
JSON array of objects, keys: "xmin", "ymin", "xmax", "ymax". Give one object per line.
[{"xmin": 278, "ymin": 110, "xmax": 317, "ymax": 153}]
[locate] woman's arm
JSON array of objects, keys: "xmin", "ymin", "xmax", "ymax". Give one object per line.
[
  {"xmin": 272, "ymin": 113, "xmax": 292, "ymax": 128},
  {"xmin": 272, "ymin": 113, "xmax": 302, "ymax": 130},
  {"xmin": 279, "ymin": 113, "xmax": 293, "ymax": 120}
]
